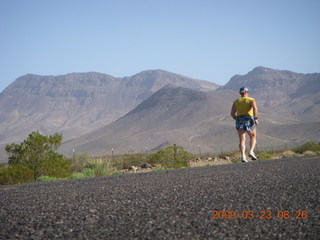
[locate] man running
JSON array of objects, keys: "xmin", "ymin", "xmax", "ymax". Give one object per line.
[{"xmin": 231, "ymin": 87, "xmax": 259, "ymax": 162}]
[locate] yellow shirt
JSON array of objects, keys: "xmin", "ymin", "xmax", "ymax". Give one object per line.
[{"xmin": 234, "ymin": 97, "xmax": 254, "ymax": 117}]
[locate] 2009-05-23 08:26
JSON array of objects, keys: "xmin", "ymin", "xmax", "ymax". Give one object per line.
[{"xmin": 210, "ymin": 210, "xmax": 308, "ymax": 220}]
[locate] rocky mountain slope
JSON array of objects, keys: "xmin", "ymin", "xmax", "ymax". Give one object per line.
[{"xmin": 0, "ymin": 70, "xmax": 218, "ymax": 145}]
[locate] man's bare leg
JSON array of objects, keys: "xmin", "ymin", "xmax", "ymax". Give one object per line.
[
  {"xmin": 247, "ymin": 128, "xmax": 257, "ymax": 160},
  {"xmin": 237, "ymin": 130, "xmax": 247, "ymax": 160},
  {"xmin": 247, "ymin": 128, "xmax": 256, "ymax": 154}
]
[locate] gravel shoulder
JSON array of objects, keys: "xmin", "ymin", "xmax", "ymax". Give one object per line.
[{"xmin": 0, "ymin": 156, "xmax": 319, "ymax": 239}]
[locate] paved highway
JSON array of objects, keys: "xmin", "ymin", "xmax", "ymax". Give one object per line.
[{"xmin": 0, "ymin": 156, "xmax": 319, "ymax": 239}]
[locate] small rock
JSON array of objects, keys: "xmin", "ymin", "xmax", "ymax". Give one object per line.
[
  {"xmin": 129, "ymin": 166, "xmax": 138, "ymax": 172},
  {"xmin": 140, "ymin": 163, "xmax": 152, "ymax": 169}
]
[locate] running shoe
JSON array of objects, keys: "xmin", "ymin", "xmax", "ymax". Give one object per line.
[
  {"xmin": 241, "ymin": 156, "xmax": 248, "ymax": 162},
  {"xmin": 249, "ymin": 152, "xmax": 258, "ymax": 160}
]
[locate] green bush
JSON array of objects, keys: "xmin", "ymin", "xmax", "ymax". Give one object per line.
[
  {"xmin": 68, "ymin": 172, "xmax": 86, "ymax": 179},
  {"xmin": 123, "ymin": 154, "xmax": 146, "ymax": 169},
  {"xmin": 0, "ymin": 163, "xmax": 6, "ymax": 170},
  {"xmin": 37, "ymin": 176, "xmax": 59, "ymax": 182},
  {"xmin": 82, "ymin": 168, "xmax": 95, "ymax": 177},
  {"xmin": 71, "ymin": 153, "xmax": 91, "ymax": 173},
  {"xmin": 152, "ymin": 168, "xmax": 167, "ymax": 171},
  {"xmin": 84, "ymin": 162, "xmax": 111, "ymax": 176},
  {"xmin": 111, "ymin": 154, "xmax": 145, "ymax": 170},
  {"xmin": 293, "ymin": 142, "xmax": 320, "ymax": 154},
  {"xmin": 0, "ymin": 165, "xmax": 33, "ymax": 185},
  {"xmin": 5, "ymin": 131, "xmax": 72, "ymax": 182},
  {"xmin": 148, "ymin": 145, "xmax": 193, "ymax": 169},
  {"xmin": 44, "ymin": 158, "xmax": 72, "ymax": 179},
  {"xmin": 282, "ymin": 150, "xmax": 298, "ymax": 158},
  {"xmin": 68, "ymin": 167, "xmax": 95, "ymax": 179}
]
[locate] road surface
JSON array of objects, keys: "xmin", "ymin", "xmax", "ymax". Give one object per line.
[{"xmin": 0, "ymin": 156, "xmax": 319, "ymax": 239}]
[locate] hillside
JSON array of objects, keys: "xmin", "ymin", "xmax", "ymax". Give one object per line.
[
  {"xmin": 60, "ymin": 84, "xmax": 319, "ymax": 156},
  {"xmin": 60, "ymin": 85, "xmax": 231, "ymax": 155},
  {"xmin": 0, "ymin": 70, "xmax": 218, "ymax": 145}
]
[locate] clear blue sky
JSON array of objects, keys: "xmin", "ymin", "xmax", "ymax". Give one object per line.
[{"xmin": 0, "ymin": 0, "xmax": 319, "ymax": 92}]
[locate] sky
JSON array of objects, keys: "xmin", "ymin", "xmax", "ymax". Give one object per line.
[{"xmin": 0, "ymin": 0, "xmax": 319, "ymax": 92}]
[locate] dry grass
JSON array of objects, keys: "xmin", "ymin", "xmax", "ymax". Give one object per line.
[{"xmin": 302, "ymin": 150, "xmax": 317, "ymax": 156}]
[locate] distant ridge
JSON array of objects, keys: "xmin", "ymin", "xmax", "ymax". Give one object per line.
[{"xmin": 0, "ymin": 70, "xmax": 218, "ymax": 144}]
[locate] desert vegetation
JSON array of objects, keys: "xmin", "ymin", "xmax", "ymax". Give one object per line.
[{"xmin": 0, "ymin": 132, "xmax": 319, "ymax": 186}]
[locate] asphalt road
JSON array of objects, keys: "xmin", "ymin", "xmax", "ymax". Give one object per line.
[{"xmin": 0, "ymin": 156, "xmax": 319, "ymax": 239}]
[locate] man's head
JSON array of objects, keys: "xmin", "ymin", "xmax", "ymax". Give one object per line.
[{"xmin": 239, "ymin": 87, "xmax": 249, "ymax": 96}]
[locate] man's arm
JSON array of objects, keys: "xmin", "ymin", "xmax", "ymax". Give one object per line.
[
  {"xmin": 251, "ymin": 99, "xmax": 259, "ymax": 124},
  {"xmin": 231, "ymin": 103, "xmax": 237, "ymax": 120}
]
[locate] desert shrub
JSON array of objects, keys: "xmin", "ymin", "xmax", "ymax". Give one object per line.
[
  {"xmin": 122, "ymin": 154, "xmax": 145, "ymax": 169},
  {"xmin": 37, "ymin": 176, "xmax": 59, "ymax": 182},
  {"xmin": 111, "ymin": 160, "xmax": 124, "ymax": 170},
  {"xmin": 111, "ymin": 154, "xmax": 145, "ymax": 170},
  {"xmin": 71, "ymin": 153, "xmax": 92, "ymax": 173},
  {"xmin": 44, "ymin": 157, "xmax": 72, "ymax": 179},
  {"xmin": 68, "ymin": 172, "xmax": 86, "ymax": 179},
  {"xmin": 84, "ymin": 162, "xmax": 111, "ymax": 176},
  {"xmin": 67, "ymin": 167, "xmax": 95, "ymax": 179},
  {"xmin": 148, "ymin": 145, "xmax": 193, "ymax": 169},
  {"xmin": 0, "ymin": 163, "xmax": 6, "ymax": 170},
  {"xmin": 302, "ymin": 150, "xmax": 317, "ymax": 156},
  {"xmin": 94, "ymin": 164, "xmax": 110, "ymax": 176},
  {"xmin": 293, "ymin": 141, "xmax": 320, "ymax": 154},
  {"xmin": 281, "ymin": 150, "xmax": 298, "ymax": 158},
  {"xmin": 82, "ymin": 168, "xmax": 95, "ymax": 177},
  {"xmin": 152, "ymin": 167, "xmax": 167, "ymax": 171},
  {"xmin": 257, "ymin": 151, "xmax": 272, "ymax": 160},
  {"xmin": 5, "ymin": 131, "xmax": 72, "ymax": 182},
  {"xmin": 0, "ymin": 165, "xmax": 33, "ymax": 185}
]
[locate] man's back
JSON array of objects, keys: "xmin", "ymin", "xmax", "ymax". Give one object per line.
[{"xmin": 234, "ymin": 96, "xmax": 254, "ymax": 116}]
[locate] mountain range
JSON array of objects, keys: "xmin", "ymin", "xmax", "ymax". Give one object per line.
[
  {"xmin": 0, "ymin": 67, "xmax": 319, "ymax": 162},
  {"xmin": 0, "ymin": 70, "xmax": 218, "ymax": 143}
]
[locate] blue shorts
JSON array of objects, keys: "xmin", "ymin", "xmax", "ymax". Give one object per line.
[{"xmin": 236, "ymin": 116, "xmax": 255, "ymax": 131}]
